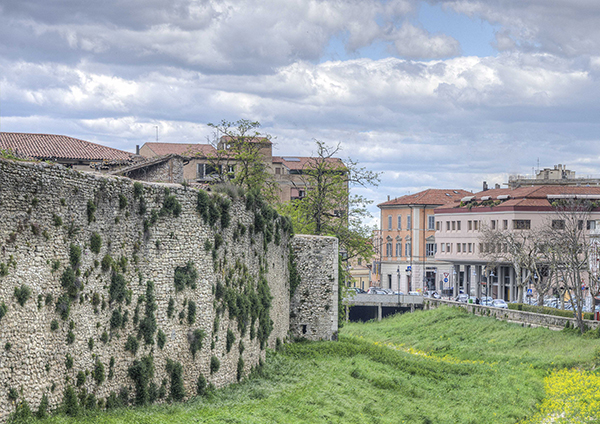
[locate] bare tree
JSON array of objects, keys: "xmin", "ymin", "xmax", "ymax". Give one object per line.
[
  {"xmin": 542, "ymin": 198, "xmax": 595, "ymax": 333},
  {"xmin": 479, "ymin": 225, "xmax": 542, "ymax": 303}
]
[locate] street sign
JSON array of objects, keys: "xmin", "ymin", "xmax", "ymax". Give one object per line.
[
  {"xmin": 407, "ymin": 266, "xmax": 412, "ymax": 271},
  {"xmin": 527, "ymin": 288, "xmax": 532, "ymax": 295},
  {"xmin": 443, "ymin": 277, "xmax": 448, "ymax": 283}
]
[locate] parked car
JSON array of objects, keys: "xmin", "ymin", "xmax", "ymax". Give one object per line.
[
  {"xmin": 392, "ymin": 291, "xmax": 405, "ymax": 295},
  {"xmin": 347, "ymin": 287, "xmax": 366, "ymax": 294},
  {"xmin": 481, "ymin": 296, "xmax": 493, "ymax": 306},
  {"xmin": 424, "ymin": 291, "xmax": 441, "ymax": 299},
  {"xmin": 491, "ymin": 299, "xmax": 508, "ymax": 309},
  {"xmin": 455, "ymin": 294, "xmax": 469, "ymax": 303},
  {"xmin": 408, "ymin": 291, "xmax": 420, "ymax": 296},
  {"xmin": 367, "ymin": 287, "xmax": 387, "ymax": 295}
]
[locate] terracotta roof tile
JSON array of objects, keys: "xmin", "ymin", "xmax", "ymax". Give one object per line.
[
  {"xmin": 378, "ymin": 189, "xmax": 472, "ymax": 207},
  {"xmin": 142, "ymin": 142, "xmax": 216, "ymax": 157},
  {"xmin": 0, "ymin": 132, "xmax": 133, "ymax": 161},
  {"xmin": 438, "ymin": 185, "xmax": 600, "ymax": 210}
]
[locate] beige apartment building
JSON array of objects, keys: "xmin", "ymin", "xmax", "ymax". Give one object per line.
[
  {"xmin": 375, "ymin": 189, "xmax": 471, "ymax": 293},
  {"xmin": 140, "ymin": 141, "xmax": 344, "ymax": 203},
  {"xmin": 434, "ymin": 185, "xmax": 600, "ymax": 301}
]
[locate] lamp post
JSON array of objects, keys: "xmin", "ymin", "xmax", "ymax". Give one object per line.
[
  {"xmin": 397, "ymin": 267, "xmax": 401, "ymax": 303},
  {"xmin": 406, "ymin": 266, "xmax": 412, "ymax": 293}
]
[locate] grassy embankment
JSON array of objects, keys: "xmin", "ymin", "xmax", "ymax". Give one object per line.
[{"xmin": 18, "ymin": 306, "xmax": 600, "ymax": 423}]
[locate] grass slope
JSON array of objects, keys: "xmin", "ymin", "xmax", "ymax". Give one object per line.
[{"xmin": 16, "ymin": 306, "xmax": 600, "ymax": 424}]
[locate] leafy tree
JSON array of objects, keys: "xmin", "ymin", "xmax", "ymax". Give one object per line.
[
  {"xmin": 205, "ymin": 119, "xmax": 278, "ymax": 202},
  {"xmin": 277, "ymin": 140, "xmax": 379, "ymax": 262}
]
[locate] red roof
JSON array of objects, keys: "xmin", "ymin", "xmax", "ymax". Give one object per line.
[
  {"xmin": 141, "ymin": 142, "xmax": 216, "ymax": 157},
  {"xmin": 436, "ymin": 185, "xmax": 600, "ymax": 212},
  {"xmin": 220, "ymin": 136, "xmax": 272, "ymax": 145},
  {"xmin": 0, "ymin": 132, "xmax": 133, "ymax": 161},
  {"xmin": 378, "ymin": 189, "xmax": 472, "ymax": 207},
  {"xmin": 272, "ymin": 156, "xmax": 345, "ymax": 171}
]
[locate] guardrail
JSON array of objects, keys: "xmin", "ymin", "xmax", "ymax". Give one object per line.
[{"xmin": 344, "ymin": 293, "xmax": 424, "ymax": 306}]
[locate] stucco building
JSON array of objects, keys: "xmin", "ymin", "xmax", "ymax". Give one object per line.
[
  {"xmin": 375, "ymin": 189, "xmax": 471, "ymax": 293},
  {"xmin": 434, "ymin": 185, "xmax": 600, "ymax": 301}
]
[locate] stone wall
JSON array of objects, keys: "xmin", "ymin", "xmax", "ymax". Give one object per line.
[
  {"xmin": 0, "ymin": 158, "xmax": 338, "ymax": 420},
  {"xmin": 425, "ymin": 299, "xmax": 600, "ymax": 331},
  {"xmin": 290, "ymin": 235, "xmax": 338, "ymax": 341}
]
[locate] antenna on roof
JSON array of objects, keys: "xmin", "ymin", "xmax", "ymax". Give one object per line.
[{"xmin": 155, "ymin": 126, "xmax": 159, "ymax": 141}]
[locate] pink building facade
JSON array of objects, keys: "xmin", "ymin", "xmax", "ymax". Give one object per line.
[{"xmin": 434, "ymin": 186, "xmax": 600, "ymax": 301}]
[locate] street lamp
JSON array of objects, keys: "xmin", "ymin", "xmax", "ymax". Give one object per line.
[
  {"xmin": 397, "ymin": 267, "xmax": 401, "ymax": 303},
  {"xmin": 406, "ymin": 267, "xmax": 412, "ymax": 292}
]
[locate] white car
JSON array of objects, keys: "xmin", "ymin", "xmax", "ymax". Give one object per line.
[{"xmin": 491, "ymin": 299, "xmax": 508, "ymax": 309}]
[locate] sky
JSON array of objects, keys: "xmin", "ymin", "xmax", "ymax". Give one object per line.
[{"xmin": 3, "ymin": 0, "xmax": 600, "ymax": 226}]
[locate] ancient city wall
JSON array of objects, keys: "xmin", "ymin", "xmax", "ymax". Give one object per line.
[{"xmin": 0, "ymin": 158, "xmax": 338, "ymax": 420}]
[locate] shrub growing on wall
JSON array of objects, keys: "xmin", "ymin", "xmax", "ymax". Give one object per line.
[
  {"xmin": 174, "ymin": 261, "xmax": 198, "ymax": 291},
  {"xmin": 90, "ymin": 233, "xmax": 102, "ymax": 254}
]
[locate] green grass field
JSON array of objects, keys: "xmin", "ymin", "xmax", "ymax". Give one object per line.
[{"xmin": 16, "ymin": 306, "xmax": 600, "ymax": 423}]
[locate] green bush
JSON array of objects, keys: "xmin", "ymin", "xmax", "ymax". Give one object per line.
[
  {"xmin": 76, "ymin": 371, "xmax": 86, "ymax": 387},
  {"xmin": 188, "ymin": 329, "xmax": 205, "ymax": 359},
  {"xmin": 196, "ymin": 190, "xmax": 210, "ymax": 223},
  {"xmin": 133, "ymin": 182, "xmax": 144, "ymax": 198},
  {"xmin": 90, "ymin": 233, "xmax": 102, "ymax": 254},
  {"xmin": 101, "ymin": 254, "xmax": 113, "ymax": 272},
  {"xmin": 167, "ymin": 297, "xmax": 175, "ymax": 318},
  {"xmin": 55, "ymin": 294, "xmax": 71, "ymax": 320},
  {"xmin": 119, "ymin": 194, "xmax": 128, "ymax": 209},
  {"xmin": 87, "ymin": 200, "xmax": 97, "ymax": 223},
  {"xmin": 226, "ymin": 329, "xmax": 235, "ymax": 353},
  {"xmin": 52, "ymin": 214, "xmax": 63, "ymax": 227},
  {"xmin": 93, "ymin": 360, "xmax": 105, "ymax": 385},
  {"xmin": 109, "ymin": 272, "xmax": 128, "ymax": 303},
  {"xmin": 62, "ymin": 385, "xmax": 79, "ymax": 416},
  {"xmin": 14, "ymin": 284, "xmax": 31, "ymax": 307},
  {"xmin": 174, "ymin": 261, "xmax": 198, "ymax": 291},
  {"xmin": 65, "ymin": 353, "xmax": 74, "ymax": 369},
  {"xmin": 139, "ymin": 281, "xmax": 157, "ymax": 345},
  {"xmin": 236, "ymin": 357, "xmax": 244, "ymax": 381},
  {"xmin": 197, "ymin": 374, "xmax": 207, "ymax": 396},
  {"xmin": 157, "ymin": 329, "xmax": 166, "ymax": 349},
  {"xmin": 210, "ymin": 355, "xmax": 220, "ymax": 374},
  {"xmin": 125, "ymin": 335, "xmax": 139, "ymax": 355},
  {"xmin": 69, "ymin": 244, "xmax": 81, "ymax": 268},
  {"xmin": 187, "ymin": 300, "xmax": 196, "ymax": 324},
  {"xmin": 166, "ymin": 359, "xmax": 185, "ymax": 401},
  {"xmin": 128, "ymin": 355, "xmax": 155, "ymax": 406},
  {"xmin": 0, "ymin": 302, "xmax": 7, "ymax": 321}
]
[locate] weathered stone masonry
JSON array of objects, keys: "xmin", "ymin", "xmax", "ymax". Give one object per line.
[{"xmin": 0, "ymin": 158, "xmax": 337, "ymax": 420}]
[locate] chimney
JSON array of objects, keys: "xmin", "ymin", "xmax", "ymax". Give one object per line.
[
  {"xmin": 495, "ymin": 183, "xmax": 500, "ymax": 189},
  {"xmin": 387, "ymin": 195, "xmax": 390, "ymax": 201},
  {"xmin": 136, "ymin": 145, "xmax": 140, "ymax": 155},
  {"xmin": 483, "ymin": 181, "xmax": 488, "ymax": 191}
]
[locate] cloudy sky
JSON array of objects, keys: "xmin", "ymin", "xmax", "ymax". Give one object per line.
[{"xmin": 2, "ymin": 0, "xmax": 600, "ymax": 223}]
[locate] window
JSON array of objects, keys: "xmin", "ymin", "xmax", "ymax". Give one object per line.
[
  {"xmin": 446, "ymin": 221, "xmax": 450, "ymax": 231},
  {"xmin": 397, "ymin": 215, "xmax": 402, "ymax": 230},
  {"xmin": 395, "ymin": 242, "xmax": 401, "ymax": 257},
  {"xmin": 578, "ymin": 220, "xmax": 584, "ymax": 230},
  {"xmin": 588, "ymin": 221, "xmax": 597, "ymax": 230},
  {"xmin": 479, "ymin": 243, "xmax": 483, "ymax": 253},
  {"xmin": 491, "ymin": 220, "xmax": 496, "ymax": 230},
  {"xmin": 436, "ymin": 221, "xmax": 441, "ymax": 231},
  {"xmin": 552, "ymin": 220, "xmax": 565, "ymax": 230},
  {"xmin": 468, "ymin": 243, "xmax": 472, "ymax": 253},
  {"xmin": 275, "ymin": 167, "xmax": 281, "ymax": 175},
  {"xmin": 462, "ymin": 243, "xmax": 466, "ymax": 252},
  {"xmin": 428, "ymin": 215, "xmax": 435, "ymax": 230},
  {"xmin": 452, "ymin": 221, "xmax": 456, "ymax": 231},
  {"xmin": 441, "ymin": 243, "xmax": 446, "ymax": 252},
  {"xmin": 513, "ymin": 220, "xmax": 531, "ymax": 230},
  {"xmin": 446, "ymin": 243, "xmax": 451, "ymax": 253},
  {"xmin": 426, "ymin": 243, "xmax": 436, "ymax": 257},
  {"xmin": 407, "ymin": 215, "xmax": 412, "ymax": 230},
  {"xmin": 405, "ymin": 242, "xmax": 412, "ymax": 257},
  {"xmin": 468, "ymin": 220, "xmax": 472, "ymax": 230},
  {"xmin": 457, "ymin": 243, "xmax": 461, "ymax": 253},
  {"xmin": 357, "ymin": 258, "xmax": 362, "ymax": 266},
  {"xmin": 474, "ymin": 221, "xmax": 479, "ymax": 231},
  {"xmin": 388, "ymin": 215, "xmax": 392, "ymax": 230},
  {"xmin": 457, "ymin": 221, "xmax": 461, "ymax": 231},
  {"xmin": 386, "ymin": 242, "xmax": 392, "ymax": 257},
  {"xmin": 503, "ymin": 220, "xmax": 508, "ymax": 230}
]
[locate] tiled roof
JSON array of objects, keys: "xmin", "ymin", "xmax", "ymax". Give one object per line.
[
  {"xmin": 220, "ymin": 136, "xmax": 272, "ymax": 145},
  {"xmin": 0, "ymin": 132, "xmax": 133, "ymax": 161},
  {"xmin": 378, "ymin": 189, "xmax": 473, "ymax": 207},
  {"xmin": 437, "ymin": 185, "xmax": 600, "ymax": 211},
  {"xmin": 272, "ymin": 156, "xmax": 345, "ymax": 171},
  {"xmin": 141, "ymin": 142, "xmax": 216, "ymax": 157}
]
